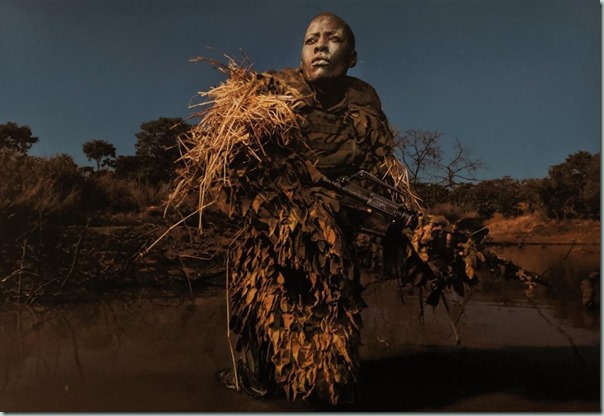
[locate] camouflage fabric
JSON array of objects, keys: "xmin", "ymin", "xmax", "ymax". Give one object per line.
[
  {"xmin": 219, "ymin": 68, "xmax": 396, "ymax": 404},
  {"xmin": 271, "ymin": 68, "xmax": 394, "ymax": 180},
  {"xmin": 175, "ymin": 60, "xmax": 537, "ymax": 406}
]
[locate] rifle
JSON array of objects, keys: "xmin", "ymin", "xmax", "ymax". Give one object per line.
[
  {"xmin": 318, "ymin": 170, "xmax": 418, "ymax": 229},
  {"xmin": 318, "ymin": 170, "xmax": 548, "ymax": 288}
]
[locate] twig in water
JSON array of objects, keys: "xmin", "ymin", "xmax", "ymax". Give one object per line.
[
  {"xmin": 60, "ymin": 218, "xmax": 91, "ymax": 292},
  {"xmin": 539, "ymin": 235, "xmax": 580, "ymax": 278},
  {"xmin": 225, "ymin": 247, "xmax": 240, "ymax": 391},
  {"xmin": 453, "ymin": 286, "xmax": 474, "ymax": 327},
  {"xmin": 222, "ymin": 228, "xmax": 246, "ymax": 391},
  {"xmin": 440, "ymin": 292, "xmax": 461, "ymax": 345},
  {"xmin": 17, "ymin": 239, "xmax": 27, "ymax": 304},
  {"xmin": 177, "ymin": 255, "xmax": 194, "ymax": 297},
  {"xmin": 527, "ymin": 296, "xmax": 585, "ymax": 364}
]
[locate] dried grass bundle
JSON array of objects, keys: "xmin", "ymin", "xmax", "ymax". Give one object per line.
[
  {"xmin": 382, "ymin": 155, "xmax": 423, "ymax": 210},
  {"xmin": 165, "ymin": 57, "xmax": 300, "ymax": 230}
]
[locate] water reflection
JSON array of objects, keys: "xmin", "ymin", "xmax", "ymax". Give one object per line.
[
  {"xmin": 0, "ymin": 293, "xmax": 247, "ymax": 412},
  {"xmin": 0, "ymin": 245, "xmax": 599, "ymax": 411}
]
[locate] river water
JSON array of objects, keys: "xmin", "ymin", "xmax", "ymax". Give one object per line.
[{"xmin": 0, "ymin": 244, "xmax": 599, "ymax": 412}]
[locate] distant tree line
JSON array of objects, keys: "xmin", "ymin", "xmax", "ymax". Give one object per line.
[
  {"xmin": 396, "ymin": 129, "xmax": 600, "ymax": 221},
  {"xmin": 80, "ymin": 117, "xmax": 191, "ymax": 184},
  {"xmin": 0, "ymin": 118, "xmax": 190, "ymax": 226},
  {"xmin": 0, "ymin": 121, "xmax": 599, "ymax": 228}
]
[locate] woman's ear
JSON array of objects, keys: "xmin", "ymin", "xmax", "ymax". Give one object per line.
[{"xmin": 349, "ymin": 50, "xmax": 358, "ymax": 68}]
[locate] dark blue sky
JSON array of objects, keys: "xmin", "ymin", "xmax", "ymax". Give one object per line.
[{"xmin": 1, "ymin": 0, "xmax": 600, "ymax": 179}]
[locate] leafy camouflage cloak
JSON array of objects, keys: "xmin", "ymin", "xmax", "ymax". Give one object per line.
[
  {"xmin": 223, "ymin": 68, "xmax": 402, "ymax": 404},
  {"xmin": 169, "ymin": 61, "xmax": 498, "ymax": 404},
  {"xmin": 170, "ymin": 61, "xmax": 413, "ymax": 403}
]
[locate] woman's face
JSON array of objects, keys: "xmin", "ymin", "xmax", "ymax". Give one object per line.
[{"xmin": 300, "ymin": 15, "xmax": 357, "ymax": 83}]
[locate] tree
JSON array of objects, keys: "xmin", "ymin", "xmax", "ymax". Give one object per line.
[
  {"xmin": 439, "ymin": 139, "xmax": 484, "ymax": 188},
  {"xmin": 113, "ymin": 155, "xmax": 142, "ymax": 179},
  {"xmin": 540, "ymin": 151, "xmax": 600, "ymax": 219},
  {"xmin": 395, "ymin": 129, "xmax": 442, "ymax": 185},
  {"xmin": 82, "ymin": 139, "xmax": 116, "ymax": 171},
  {"xmin": 134, "ymin": 117, "xmax": 190, "ymax": 184},
  {"xmin": 470, "ymin": 177, "xmax": 524, "ymax": 218},
  {"xmin": 395, "ymin": 129, "xmax": 483, "ymax": 187},
  {"xmin": 0, "ymin": 121, "xmax": 39, "ymax": 154},
  {"xmin": 519, "ymin": 178, "xmax": 547, "ymax": 214}
]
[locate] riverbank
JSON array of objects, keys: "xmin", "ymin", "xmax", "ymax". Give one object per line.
[
  {"xmin": 485, "ymin": 213, "xmax": 600, "ymax": 245},
  {"xmin": 0, "ymin": 212, "xmax": 599, "ymax": 303}
]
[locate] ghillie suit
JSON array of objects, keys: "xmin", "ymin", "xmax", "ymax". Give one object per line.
[
  {"xmin": 166, "ymin": 58, "xmax": 537, "ymax": 404},
  {"xmin": 166, "ymin": 58, "xmax": 411, "ymax": 403}
]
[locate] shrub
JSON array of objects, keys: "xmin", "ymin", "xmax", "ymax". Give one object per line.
[
  {"xmin": 0, "ymin": 149, "xmax": 85, "ymax": 221},
  {"xmin": 91, "ymin": 172, "xmax": 169, "ymax": 214}
]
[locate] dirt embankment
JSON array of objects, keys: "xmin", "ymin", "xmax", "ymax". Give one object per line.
[
  {"xmin": 1, "ymin": 211, "xmax": 598, "ymax": 303},
  {"xmin": 0, "ymin": 217, "xmax": 231, "ymax": 303},
  {"xmin": 484, "ymin": 213, "xmax": 600, "ymax": 245}
]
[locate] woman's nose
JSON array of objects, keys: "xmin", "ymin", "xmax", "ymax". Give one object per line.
[{"xmin": 314, "ymin": 40, "xmax": 328, "ymax": 52}]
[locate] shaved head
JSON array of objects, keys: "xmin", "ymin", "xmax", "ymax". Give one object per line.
[{"xmin": 300, "ymin": 13, "xmax": 357, "ymax": 83}]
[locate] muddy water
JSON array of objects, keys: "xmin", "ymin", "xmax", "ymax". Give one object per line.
[{"xmin": 0, "ymin": 245, "xmax": 599, "ymax": 412}]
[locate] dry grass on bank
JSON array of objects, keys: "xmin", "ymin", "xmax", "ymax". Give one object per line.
[{"xmin": 485, "ymin": 213, "xmax": 600, "ymax": 245}]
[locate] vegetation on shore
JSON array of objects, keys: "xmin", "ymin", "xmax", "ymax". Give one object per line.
[
  {"xmin": 485, "ymin": 214, "xmax": 600, "ymax": 245},
  {"xmin": 0, "ymin": 120, "xmax": 599, "ymax": 302}
]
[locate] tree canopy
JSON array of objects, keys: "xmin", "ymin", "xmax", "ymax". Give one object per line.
[
  {"xmin": 82, "ymin": 139, "xmax": 116, "ymax": 171},
  {"xmin": 134, "ymin": 117, "xmax": 190, "ymax": 184},
  {"xmin": 540, "ymin": 151, "xmax": 600, "ymax": 219},
  {"xmin": 395, "ymin": 129, "xmax": 482, "ymax": 187},
  {"xmin": 0, "ymin": 121, "xmax": 39, "ymax": 154}
]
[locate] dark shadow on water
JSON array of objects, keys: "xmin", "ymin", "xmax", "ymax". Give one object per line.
[{"xmin": 313, "ymin": 345, "xmax": 600, "ymax": 412}]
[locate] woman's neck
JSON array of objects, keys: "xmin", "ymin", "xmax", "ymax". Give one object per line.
[{"xmin": 309, "ymin": 76, "xmax": 347, "ymax": 109}]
